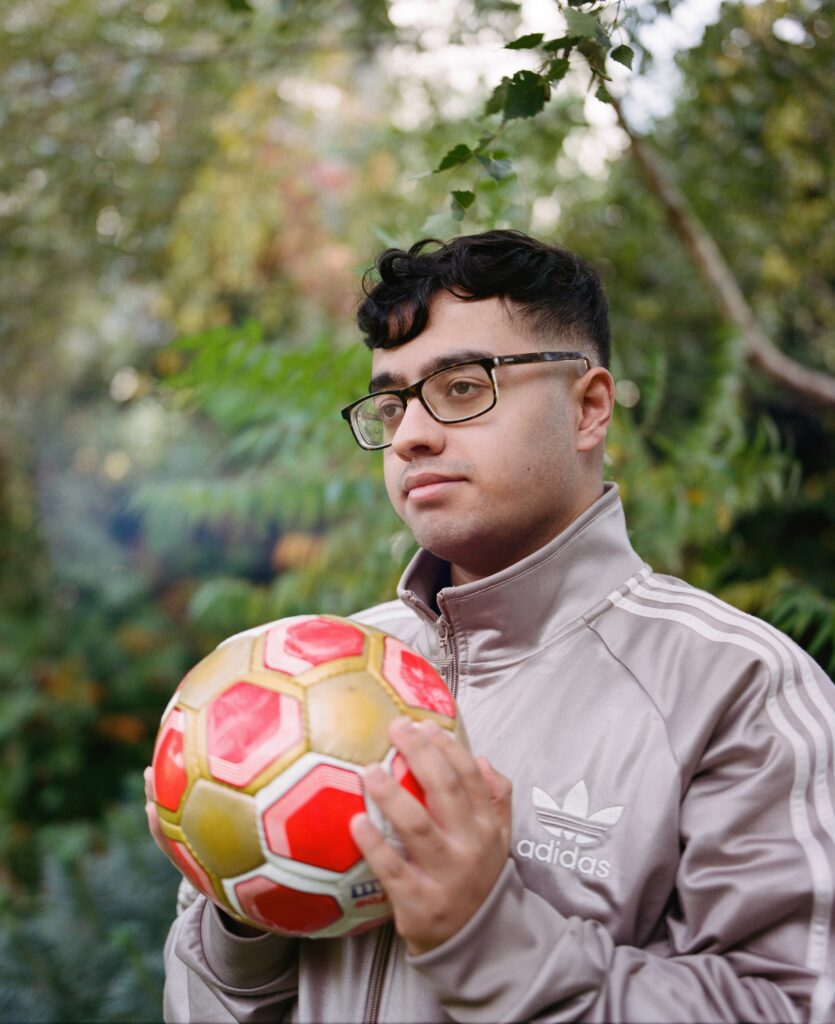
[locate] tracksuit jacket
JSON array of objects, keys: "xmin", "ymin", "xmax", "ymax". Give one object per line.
[{"xmin": 163, "ymin": 484, "xmax": 835, "ymax": 1023}]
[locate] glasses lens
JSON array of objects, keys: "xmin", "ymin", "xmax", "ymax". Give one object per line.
[
  {"xmin": 353, "ymin": 394, "xmax": 405, "ymax": 448},
  {"xmin": 423, "ymin": 363, "xmax": 495, "ymax": 422}
]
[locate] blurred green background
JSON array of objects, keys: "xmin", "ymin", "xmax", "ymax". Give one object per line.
[{"xmin": 1, "ymin": 0, "xmax": 833, "ymax": 1019}]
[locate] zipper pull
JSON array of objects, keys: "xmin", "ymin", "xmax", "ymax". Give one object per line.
[{"xmin": 435, "ymin": 618, "xmax": 452, "ymax": 668}]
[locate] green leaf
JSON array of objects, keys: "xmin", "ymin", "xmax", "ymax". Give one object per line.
[
  {"xmin": 578, "ymin": 38, "xmax": 610, "ymax": 76},
  {"xmin": 503, "ymin": 70, "xmax": 550, "ymax": 121},
  {"xmin": 476, "ymin": 155, "xmax": 514, "ymax": 180},
  {"xmin": 485, "ymin": 80, "xmax": 508, "ymax": 116},
  {"xmin": 595, "ymin": 25, "xmax": 611, "ymax": 48},
  {"xmin": 451, "ymin": 189, "xmax": 475, "ymax": 209},
  {"xmin": 435, "ymin": 144, "xmax": 473, "ymax": 172},
  {"xmin": 595, "ymin": 84, "xmax": 613, "ymax": 104},
  {"xmin": 450, "ymin": 190, "xmax": 475, "ymax": 221},
  {"xmin": 505, "ymin": 33, "xmax": 544, "ymax": 50},
  {"xmin": 475, "ymin": 0, "xmax": 520, "ymax": 10},
  {"xmin": 807, "ymin": 614, "xmax": 835, "ymax": 657},
  {"xmin": 542, "ymin": 35, "xmax": 576, "ymax": 52},
  {"xmin": 547, "ymin": 58, "xmax": 570, "ymax": 82},
  {"xmin": 564, "ymin": 10, "xmax": 600, "ymax": 39},
  {"xmin": 610, "ymin": 44, "xmax": 634, "ymax": 69},
  {"xmin": 226, "ymin": 0, "xmax": 253, "ymax": 10}
]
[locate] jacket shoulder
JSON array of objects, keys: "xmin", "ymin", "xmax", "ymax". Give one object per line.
[
  {"xmin": 589, "ymin": 569, "xmax": 835, "ymax": 765},
  {"xmin": 350, "ymin": 599, "xmax": 426, "ymax": 646}
]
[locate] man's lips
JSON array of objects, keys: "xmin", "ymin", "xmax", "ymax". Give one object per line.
[{"xmin": 403, "ymin": 473, "xmax": 466, "ymax": 499}]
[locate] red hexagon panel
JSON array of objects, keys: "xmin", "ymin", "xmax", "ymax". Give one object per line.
[
  {"xmin": 263, "ymin": 616, "xmax": 365, "ymax": 676},
  {"xmin": 262, "ymin": 763, "xmax": 365, "ymax": 872},
  {"xmin": 207, "ymin": 682, "xmax": 302, "ymax": 788},
  {"xmin": 381, "ymin": 638, "xmax": 455, "ymax": 717},
  {"xmin": 153, "ymin": 708, "xmax": 188, "ymax": 813},
  {"xmin": 391, "ymin": 751, "xmax": 425, "ymax": 805},
  {"xmin": 234, "ymin": 875, "xmax": 343, "ymax": 934}
]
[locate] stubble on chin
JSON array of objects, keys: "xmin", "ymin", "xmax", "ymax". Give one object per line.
[{"xmin": 406, "ymin": 508, "xmax": 503, "ymax": 576}]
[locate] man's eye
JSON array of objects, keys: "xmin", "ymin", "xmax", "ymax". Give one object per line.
[
  {"xmin": 376, "ymin": 400, "xmax": 403, "ymax": 420},
  {"xmin": 447, "ymin": 377, "xmax": 487, "ymax": 397}
]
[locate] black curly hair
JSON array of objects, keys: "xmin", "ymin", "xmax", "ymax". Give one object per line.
[{"xmin": 356, "ymin": 229, "xmax": 610, "ymax": 367}]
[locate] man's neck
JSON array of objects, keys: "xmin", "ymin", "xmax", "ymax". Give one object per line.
[
  {"xmin": 449, "ymin": 562, "xmax": 484, "ymax": 588},
  {"xmin": 447, "ymin": 496, "xmax": 601, "ymax": 588}
]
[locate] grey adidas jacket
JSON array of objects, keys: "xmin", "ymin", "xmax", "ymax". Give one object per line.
[{"xmin": 163, "ymin": 484, "xmax": 835, "ymax": 1023}]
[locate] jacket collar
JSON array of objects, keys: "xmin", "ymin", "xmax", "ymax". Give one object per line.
[{"xmin": 397, "ymin": 483, "xmax": 644, "ymax": 670}]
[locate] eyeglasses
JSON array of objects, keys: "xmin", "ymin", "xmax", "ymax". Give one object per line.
[{"xmin": 340, "ymin": 351, "xmax": 591, "ymax": 451}]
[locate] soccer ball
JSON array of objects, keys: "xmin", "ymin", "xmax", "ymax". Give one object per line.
[{"xmin": 151, "ymin": 614, "xmax": 463, "ymax": 938}]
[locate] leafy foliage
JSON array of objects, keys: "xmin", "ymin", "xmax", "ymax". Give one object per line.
[
  {"xmin": 0, "ymin": 796, "xmax": 178, "ymax": 1022},
  {"xmin": 428, "ymin": 0, "xmax": 640, "ymax": 220},
  {"xmin": 136, "ymin": 320, "xmax": 408, "ymax": 634},
  {"xmin": 1, "ymin": 0, "xmax": 834, "ymax": 1018}
]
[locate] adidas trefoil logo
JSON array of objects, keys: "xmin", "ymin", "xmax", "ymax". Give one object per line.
[{"xmin": 532, "ymin": 781, "xmax": 623, "ymax": 848}]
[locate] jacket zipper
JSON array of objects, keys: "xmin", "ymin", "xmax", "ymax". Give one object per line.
[
  {"xmin": 363, "ymin": 613, "xmax": 457, "ymax": 1023},
  {"xmin": 436, "ymin": 615, "xmax": 459, "ymax": 699},
  {"xmin": 364, "ymin": 920, "xmax": 395, "ymax": 1024}
]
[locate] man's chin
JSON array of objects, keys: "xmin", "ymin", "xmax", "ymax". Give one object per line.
[{"xmin": 412, "ymin": 527, "xmax": 502, "ymax": 579}]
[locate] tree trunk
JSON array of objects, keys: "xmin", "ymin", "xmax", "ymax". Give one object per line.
[{"xmin": 613, "ymin": 98, "xmax": 835, "ymax": 409}]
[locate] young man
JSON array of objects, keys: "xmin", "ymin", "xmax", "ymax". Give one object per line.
[{"xmin": 156, "ymin": 230, "xmax": 835, "ymax": 1022}]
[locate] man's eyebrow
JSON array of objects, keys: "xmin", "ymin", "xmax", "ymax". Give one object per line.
[{"xmin": 368, "ymin": 349, "xmax": 493, "ymax": 392}]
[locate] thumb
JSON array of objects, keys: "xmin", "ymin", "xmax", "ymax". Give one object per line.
[
  {"xmin": 144, "ymin": 766, "xmax": 179, "ymax": 869},
  {"xmin": 475, "ymin": 756, "xmax": 512, "ymax": 838}
]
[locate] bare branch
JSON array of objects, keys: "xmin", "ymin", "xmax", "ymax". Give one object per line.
[{"xmin": 612, "ymin": 97, "xmax": 835, "ymax": 409}]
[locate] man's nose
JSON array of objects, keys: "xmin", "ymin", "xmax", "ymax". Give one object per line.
[{"xmin": 389, "ymin": 397, "xmax": 446, "ymax": 458}]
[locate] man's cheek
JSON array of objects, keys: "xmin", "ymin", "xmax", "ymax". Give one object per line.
[{"xmin": 383, "ymin": 471, "xmax": 407, "ymax": 520}]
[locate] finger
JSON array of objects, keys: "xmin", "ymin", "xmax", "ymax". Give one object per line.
[
  {"xmin": 146, "ymin": 805, "xmax": 189, "ymax": 878},
  {"xmin": 363, "ymin": 762, "xmax": 446, "ymax": 864},
  {"xmin": 475, "ymin": 756, "xmax": 512, "ymax": 804},
  {"xmin": 350, "ymin": 811, "xmax": 415, "ymax": 897},
  {"xmin": 393, "ymin": 719, "xmax": 492, "ymax": 828},
  {"xmin": 475, "ymin": 756, "xmax": 513, "ymax": 838},
  {"xmin": 427, "ymin": 724, "xmax": 496, "ymax": 819},
  {"xmin": 144, "ymin": 770, "xmax": 179, "ymax": 868},
  {"xmin": 145, "ymin": 799, "xmax": 176, "ymax": 862},
  {"xmin": 388, "ymin": 718, "xmax": 468, "ymax": 827}
]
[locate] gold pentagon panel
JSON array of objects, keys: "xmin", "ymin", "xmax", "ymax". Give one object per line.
[
  {"xmin": 180, "ymin": 778, "xmax": 264, "ymax": 877},
  {"xmin": 177, "ymin": 635, "xmax": 254, "ymax": 710},
  {"xmin": 307, "ymin": 670, "xmax": 399, "ymax": 764}
]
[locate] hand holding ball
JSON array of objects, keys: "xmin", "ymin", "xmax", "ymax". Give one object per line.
[{"xmin": 150, "ymin": 615, "xmax": 463, "ymax": 938}]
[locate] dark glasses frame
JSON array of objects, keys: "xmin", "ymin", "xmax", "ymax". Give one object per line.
[{"xmin": 341, "ymin": 350, "xmax": 591, "ymax": 450}]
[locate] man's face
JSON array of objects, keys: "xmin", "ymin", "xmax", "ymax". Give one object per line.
[{"xmin": 370, "ymin": 292, "xmax": 601, "ymax": 584}]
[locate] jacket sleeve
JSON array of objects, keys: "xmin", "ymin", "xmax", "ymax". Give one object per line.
[
  {"xmin": 409, "ymin": 652, "xmax": 835, "ymax": 1024},
  {"xmin": 163, "ymin": 886, "xmax": 299, "ymax": 1024}
]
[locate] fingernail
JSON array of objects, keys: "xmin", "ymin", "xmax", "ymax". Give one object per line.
[
  {"xmin": 363, "ymin": 763, "xmax": 385, "ymax": 784},
  {"xmin": 349, "ymin": 812, "xmax": 369, "ymax": 834},
  {"xmin": 417, "ymin": 718, "xmax": 441, "ymax": 736}
]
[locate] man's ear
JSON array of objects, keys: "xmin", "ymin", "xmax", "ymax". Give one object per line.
[{"xmin": 576, "ymin": 368, "xmax": 614, "ymax": 452}]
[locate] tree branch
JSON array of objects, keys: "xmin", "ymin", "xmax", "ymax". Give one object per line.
[{"xmin": 612, "ymin": 97, "xmax": 835, "ymax": 408}]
